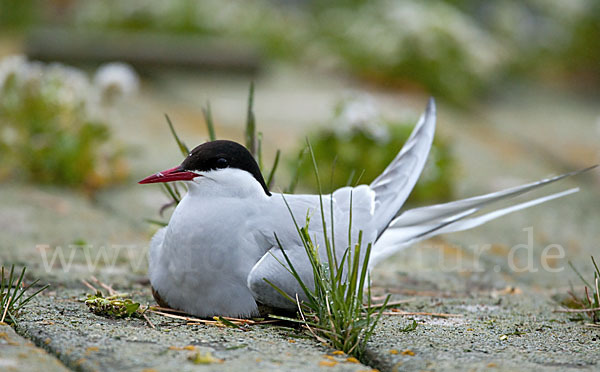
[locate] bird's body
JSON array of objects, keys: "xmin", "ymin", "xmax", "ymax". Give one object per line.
[
  {"xmin": 149, "ymin": 168, "xmax": 375, "ymax": 317},
  {"xmin": 141, "ymin": 99, "xmax": 590, "ymax": 318}
]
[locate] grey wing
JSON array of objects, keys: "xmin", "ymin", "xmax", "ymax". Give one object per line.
[
  {"xmin": 369, "ymin": 98, "xmax": 436, "ymax": 235},
  {"xmin": 247, "ymin": 245, "xmax": 314, "ymax": 310},
  {"xmin": 247, "ymin": 186, "xmax": 377, "ymax": 309}
]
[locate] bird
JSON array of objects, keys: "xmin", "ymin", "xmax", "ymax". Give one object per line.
[{"xmin": 139, "ymin": 98, "xmax": 592, "ymax": 318}]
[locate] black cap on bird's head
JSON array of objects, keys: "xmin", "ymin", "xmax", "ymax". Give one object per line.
[{"xmin": 139, "ymin": 140, "xmax": 271, "ymax": 196}]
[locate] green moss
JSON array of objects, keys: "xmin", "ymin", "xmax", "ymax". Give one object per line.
[{"xmin": 84, "ymin": 292, "xmax": 143, "ymax": 319}]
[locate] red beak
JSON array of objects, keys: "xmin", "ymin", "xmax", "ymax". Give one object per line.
[{"xmin": 138, "ymin": 166, "xmax": 198, "ymax": 184}]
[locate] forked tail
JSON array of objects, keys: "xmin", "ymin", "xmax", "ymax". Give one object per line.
[{"xmin": 370, "ymin": 166, "xmax": 597, "ymax": 267}]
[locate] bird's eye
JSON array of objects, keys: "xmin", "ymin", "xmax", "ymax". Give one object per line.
[{"xmin": 215, "ymin": 158, "xmax": 228, "ymax": 168}]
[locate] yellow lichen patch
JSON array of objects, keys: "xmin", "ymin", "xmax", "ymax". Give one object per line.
[
  {"xmin": 0, "ymin": 331, "xmax": 18, "ymax": 347},
  {"xmin": 401, "ymin": 349, "xmax": 415, "ymax": 356},
  {"xmin": 487, "ymin": 362, "xmax": 498, "ymax": 367},
  {"xmin": 188, "ymin": 351, "xmax": 223, "ymax": 365},
  {"xmin": 389, "ymin": 349, "xmax": 399, "ymax": 355},
  {"xmin": 85, "ymin": 346, "xmax": 99, "ymax": 355},
  {"xmin": 288, "ymin": 339, "xmax": 296, "ymax": 343},
  {"xmin": 497, "ymin": 286, "xmax": 522, "ymax": 295},
  {"xmin": 466, "ymin": 328, "xmax": 474, "ymax": 331},
  {"xmin": 489, "ymin": 244, "xmax": 509, "ymax": 256},
  {"xmin": 141, "ymin": 369, "xmax": 159, "ymax": 372},
  {"xmin": 319, "ymin": 360, "xmax": 338, "ymax": 367},
  {"xmin": 183, "ymin": 345, "xmax": 196, "ymax": 351},
  {"xmin": 346, "ymin": 357, "xmax": 360, "ymax": 364},
  {"xmin": 324, "ymin": 355, "xmax": 337, "ymax": 361},
  {"xmin": 332, "ymin": 350, "xmax": 345, "ymax": 355}
]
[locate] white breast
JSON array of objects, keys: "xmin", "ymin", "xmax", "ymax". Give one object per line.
[{"xmin": 148, "ymin": 168, "xmax": 271, "ymax": 317}]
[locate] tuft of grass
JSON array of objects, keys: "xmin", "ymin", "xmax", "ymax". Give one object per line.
[
  {"xmin": 565, "ymin": 257, "xmax": 600, "ymax": 323},
  {"xmin": 0, "ymin": 265, "xmax": 49, "ymax": 326},
  {"xmin": 84, "ymin": 291, "xmax": 144, "ymax": 318},
  {"xmin": 266, "ymin": 142, "xmax": 389, "ymax": 359}
]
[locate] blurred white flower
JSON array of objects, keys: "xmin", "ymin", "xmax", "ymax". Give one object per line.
[
  {"xmin": 0, "ymin": 55, "xmax": 135, "ymax": 129},
  {"xmin": 45, "ymin": 62, "xmax": 92, "ymax": 108},
  {"xmin": 93, "ymin": 62, "xmax": 139, "ymax": 104},
  {"xmin": 0, "ymin": 55, "xmax": 27, "ymax": 92},
  {"xmin": 333, "ymin": 93, "xmax": 389, "ymax": 143},
  {"xmin": 1, "ymin": 126, "xmax": 18, "ymax": 146}
]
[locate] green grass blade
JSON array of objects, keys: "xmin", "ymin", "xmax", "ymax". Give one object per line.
[
  {"xmin": 262, "ymin": 278, "xmax": 297, "ymax": 305},
  {"xmin": 334, "ymin": 248, "xmax": 349, "ymax": 284},
  {"xmin": 7, "ymin": 311, "xmax": 18, "ymax": 326},
  {"xmin": 569, "ymin": 261, "xmax": 592, "ymax": 288},
  {"xmin": 592, "ymin": 256, "xmax": 600, "ymax": 278},
  {"xmin": 329, "ymin": 165, "xmax": 337, "ymax": 268},
  {"xmin": 5, "ymin": 265, "xmax": 15, "ymax": 314},
  {"xmin": 1, "ymin": 266, "xmax": 6, "ymax": 311},
  {"xmin": 202, "ymin": 101, "xmax": 216, "ymax": 141},
  {"xmin": 357, "ymin": 242, "xmax": 372, "ymax": 302},
  {"xmin": 165, "ymin": 114, "xmax": 189, "ymax": 156},
  {"xmin": 286, "ymin": 148, "xmax": 306, "ymax": 193},
  {"xmin": 257, "ymin": 132, "xmax": 263, "ymax": 171},
  {"xmin": 145, "ymin": 219, "xmax": 168, "ymax": 227},
  {"xmin": 217, "ymin": 316, "xmax": 244, "ymax": 329},
  {"xmin": 161, "ymin": 183, "xmax": 180, "ymax": 204},
  {"xmin": 245, "ymin": 82, "xmax": 256, "ymax": 156},
  {"xmin": 11, "ymin": 270, "xmax": 32, "ymax": 307},
  {"xmin": 266, "ymin": 149, "xmax": 281, "ymax": 189},
  {"xmin": 17, "ymin": 284, "xmax": 49, "ymax": 309},
  {"xmin": 306, "ymin": 140, "xmax": 335, "ymax": 285},
  {"xmin": 273, "ymin": 233, "xmax": 317, "ymax": 307}
]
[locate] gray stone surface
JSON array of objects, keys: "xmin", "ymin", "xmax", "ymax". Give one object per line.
[
  {"xmin": 14, "ymin": 289, "xmax": 368, "ymax": 372},
  {"xmin": 0, "ymin": 323, "xmax": 70, "ymax": 372}
]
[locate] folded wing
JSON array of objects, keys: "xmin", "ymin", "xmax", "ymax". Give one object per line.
[{"xmin": 369, "ymin": 98, "xmax": 437, "ymax": 236}]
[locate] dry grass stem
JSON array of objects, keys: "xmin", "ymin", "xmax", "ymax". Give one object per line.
[
  {"xmin": 149, "ymin": 309, "xmax": 277, "ymax": 327},
  {"xmin": 383, "ymin": 310, "xmax": 462, "ymax": 318},
  {"xmin": 366, "ymin": 298, "xmax": 414, "ymax": 309},
  {"xmin": 554, "ymin": 307, "xmax": 600, "ymax": 313},
  {"xmin": 90, "ymin": 276, "xmax": 117, "ymax": 296},
  {"xmin": 81, "ymin": 279, "xmax": 97, "ymax": 293},
  {"xmin": 150, "ymin": 306, "xmax": 189, "ymax": 314},
  {"xmin": 142, "ymin": 312, "xmax": 156, "ymax": 329},
  {"xmin": 1, "ymin": 296, "xmax": 11, "ymax": 323}
]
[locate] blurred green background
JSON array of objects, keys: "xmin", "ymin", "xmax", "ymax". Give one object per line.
[{"xmin": 0, "ymin": 0, "xmax": 598, "ymax": 198}]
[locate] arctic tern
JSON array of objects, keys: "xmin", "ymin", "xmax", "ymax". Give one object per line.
[{"xmin": 140, "ymin": 98, "xmax": 590, "ymax": 318}]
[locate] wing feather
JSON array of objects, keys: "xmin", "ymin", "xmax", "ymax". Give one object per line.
[{"xmin": 370, "ymin": 98, "xmax": 436, "ymax": 235}]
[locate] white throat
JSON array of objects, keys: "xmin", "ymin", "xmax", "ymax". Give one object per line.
[{"xmin": 187, "ymin": 168, "xmax": 270, "ymax": 200}]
